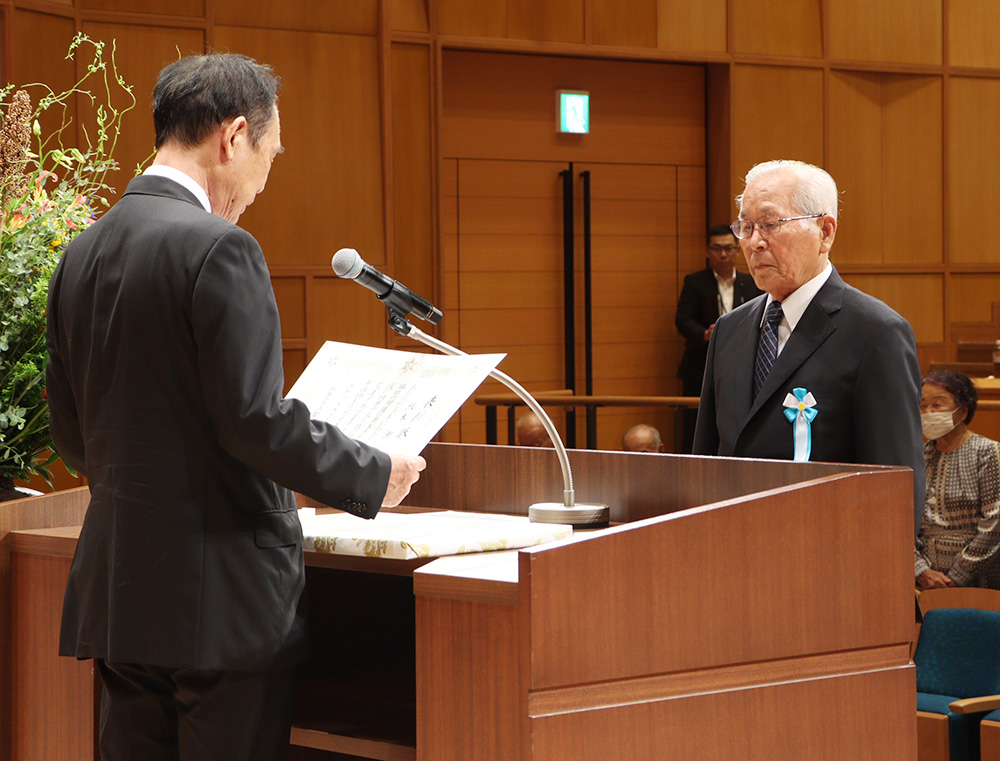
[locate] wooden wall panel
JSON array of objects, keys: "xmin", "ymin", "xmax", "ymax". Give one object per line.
[
  {"xmin": 10, "ymin": 0, "xmax": 1000, "ymax": 447},
  {"xmin": 436, "ymin": 160, "xmax": 462, "ymax": 443},
  {"xmin": 949, "ymin": 0, "xmax": 1000, "ymax": 69},
  {"xmin": 678, "ymin": 234, "xmax": 707, "ymax": 278},
  {"xmin": 949, "ymin": 77, "xmax": 1000, "ymax": 266},
  {"xmin": 9, "ymin": 10, "xmax": 76, "ymax": 140},
  {"xmin": 460, "ymin": 271, "xmax": 561, "ymax": 311},
  {"xmin": 214, "ymin": 0, "xmax": 377, "ymax": 35},
  {"xmin": 272, "ymin": 277, "xmax": 306, "ymax": 337},
  {"xmin": 880, "ymin": 76, "xmax": 942, "ymax": 265},
  {"xmin": 508, "ymin": 0, "xmax": 584, "ymax": 44},
  {"xmin": 390, "ymin": 0, "xmax": 429, "ymax": 33},
  {"xmin": 435, "ymin": 0, "xmax": 506, "ymax": 37},
  {"xmin": 81, "ymin": 0, "xmax": 203, "ymax": 15},
  {"xmin": 312, "ymin": 277, "xmax": 387, "ymax": 349},
  {"xmin": 657, "ymin": 0, "xmax": 727, "ymax": 54},
  {"xmin": 591, "ymin": 0, "xmax": 656, "ymax": 49},
  {"xmin": 828, "ymin": 72, "xmax": 942, "ymax": 266},
  {"xmin": 282, "ymin": 349, "xmax": 307, "ymax": 394},
  {"xmin": 215, "ymin": 26, "xmax": 386, "ymax": 269},
  {"xmin": 705, "ymin": 64, "xmax": 733, "ymax": 230},
  {"xmin": 828, "ymin": 0, "xmax": 941, "ymax": 65},
  {"xmin": 391, "ymin": 43, "xmax": 434, "ymax": 311},
  {"xmin": 827, "ymin": 71, "xmax": 885, "ymax": 265},
  {"xmin": 841, "ymin": 274, "xmax": 943, "ymax": 344},
  {"xmin": 439, "ymin": 158, "xmax": 460, "ymax": 361},
  {"xmin": 950, "ymin": 275, "xmax": 1000, "ymax": 324},
  {"xmin": 442, "ymin": 51, "xmax": 705, "ymax": 166},
  {"xmin": 731, "ymin": 65, "xmax": 824, "ymax": 187},
  {"xmin": 731, "ymin": 0, "xmax": 821, "ymax": 58},
  {"xmin": 80, "ymin": 22, "xmax": 205, "ymax": 198}
]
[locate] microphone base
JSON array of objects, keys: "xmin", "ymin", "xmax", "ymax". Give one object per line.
[{"xmin": 528, "ymin": 502, "xmax": 610, "ymax": 529}]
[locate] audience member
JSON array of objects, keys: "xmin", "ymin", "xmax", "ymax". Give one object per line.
[
  {"xmin": 516, "ymin": 411, "xmax": 554, "ymax": 448},
  {"xmin": 622, "ymin": 424, "xmax": 666, "ymax": 453},
  {"xmin": 675, "ymin": 225, "xmax": 761, "ymax": 452},
  {"xmin": 916, "ymin": 370, "xmax": 1000, "ymax": 590},
  {"xmin": 693, "ymin": 159, "xmax": 925, "ymax": 531}
]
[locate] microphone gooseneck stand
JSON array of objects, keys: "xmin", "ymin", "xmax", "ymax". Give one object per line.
[{"xmin": 385, "ymin": 308, "xmax": 610, "ymax": 528}]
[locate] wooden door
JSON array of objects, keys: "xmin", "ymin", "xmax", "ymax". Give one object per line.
[
  {"xmin": 440, "ymin": 50, "xmax": 706, "ymax": 450},
  {"xmin": 445, "ymin": 159, "xmax": 697, "ymax": 450}
]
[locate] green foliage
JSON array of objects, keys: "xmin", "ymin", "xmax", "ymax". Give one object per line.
[{"xmin": 0, "ymin": 34, "xmax": 134, "ymax": 486}]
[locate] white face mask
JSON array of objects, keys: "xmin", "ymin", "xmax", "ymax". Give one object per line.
[{"xmin": 921, "ymin": 410, "xmax": 958, "ymax": 440}]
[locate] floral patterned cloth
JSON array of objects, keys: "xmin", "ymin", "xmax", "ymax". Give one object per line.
[{"xmin": 299, "ymin": 509, "xmax": 572, "ymax": 560}]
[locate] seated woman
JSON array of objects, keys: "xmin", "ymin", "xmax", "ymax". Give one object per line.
[{"xmin": 916, "ymin": 369, "xmax": 1000, "ymax": 590}]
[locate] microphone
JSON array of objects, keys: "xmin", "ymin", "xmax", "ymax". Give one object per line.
[{"xmin": 332, "ymin": 248, "xmax": 443, "ymax": 325}]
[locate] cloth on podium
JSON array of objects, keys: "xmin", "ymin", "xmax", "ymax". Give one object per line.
[{"xmin": 299, "ymin": 509, "xmax": 571, "ymax": 559}]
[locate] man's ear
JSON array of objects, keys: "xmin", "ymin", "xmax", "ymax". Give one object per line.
[
  {"xmin": 219, "ymin": 116, "xmax": 249, "ymax": 162},
  {"xmin": 818, "ymin": 214, "xmax": 837, "ymax": 254}
]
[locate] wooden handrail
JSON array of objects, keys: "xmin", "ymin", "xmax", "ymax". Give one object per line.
[
  {"xmin": 473, "ymin": 393, "xmax": 701, "ymax": 450},
  {"xmin": 474, "ymin": 393, "xmax": 701, "ymax": 408},
  {"xmin": 474, "ymin": 395, "xmax": 1000, "ymax": 450}
]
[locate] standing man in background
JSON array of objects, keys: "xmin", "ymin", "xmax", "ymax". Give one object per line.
[
  {"xmin": 693, "ymin": 159, "xmax": 924, "ymax": 532},
  {"xmin": 675, "ymin": 224, "xmax": 762, "ymax": 452},
  {"xmin": 46, "ymin": 53, "xmax": 425, "ymax": 761}
]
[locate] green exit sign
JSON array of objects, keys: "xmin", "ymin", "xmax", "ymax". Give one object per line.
[{"xmin": 557, "ymin": 90, "xmax": 589, "ymax": 134}]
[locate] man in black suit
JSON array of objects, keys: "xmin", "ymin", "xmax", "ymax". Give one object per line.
[
  {"xmin": 693, "ymin": 159, "xmax": 924, "ymax": 532},
  {"xmin": 46, "ymin": 54, "xmax": 426, "ymax": 761},
  {"xmin": 675, "ymin": 225, "xmax": 762, "ymax": 452}
]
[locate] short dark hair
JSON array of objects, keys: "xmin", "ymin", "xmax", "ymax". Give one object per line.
[
  {"xmin": 153, "ymin": 53, "xmax": 280, "ymax": 149},
  {"xmin": 922, "ymin": 369, "xmax": 978, "ymax": 424},
  {"xmin": 707, "ymin": 224, "xmax": 735, "ymax": 243}
]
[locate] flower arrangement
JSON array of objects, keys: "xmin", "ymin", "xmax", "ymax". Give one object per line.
[{"xmin": 0, "ymin": 34, "xmax": 134, "ymax": 496}]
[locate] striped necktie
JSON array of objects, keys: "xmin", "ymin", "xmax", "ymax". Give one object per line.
[{"xmin": 754, "ymin": 300, "xmax": 783, "ymax": 398}]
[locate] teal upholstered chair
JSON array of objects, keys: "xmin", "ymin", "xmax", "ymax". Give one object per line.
[
  {"xmin": 915, "ymin": 608, "xmax": 1000, "ymax": 761},
  {"xmin": 981, "ymin": 710, "xmax": 1000, "ymax": 760}
]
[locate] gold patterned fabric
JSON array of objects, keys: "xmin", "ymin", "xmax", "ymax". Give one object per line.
[
  {"xmin": 915, "ymin": 434, "xmax": 1000, "ymax": 588},
  {"xmin": 299, "ymin": 509, "xmax": 572, "ymax": 560}
]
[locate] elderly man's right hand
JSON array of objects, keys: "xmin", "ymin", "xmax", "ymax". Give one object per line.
[{"xmin": 382, "ymin": 454, "xmax": 427, "ymax": 507}]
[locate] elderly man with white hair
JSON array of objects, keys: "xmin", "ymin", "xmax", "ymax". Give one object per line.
[{"xmin": 693, "ymin": 159, "xmax": 924, "ymax": 532}]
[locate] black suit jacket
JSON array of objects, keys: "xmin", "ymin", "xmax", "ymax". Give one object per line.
[
  {"xmin": 47, "ymin": 175, "xmax": 392, "ymax": 671},
  {"xmin": 692, "ymin": 267, "xmax": 925, "ymax": 531},
  {"xmin": 675, "ymin": 268, "xmax": 761, "ymax": 393}
]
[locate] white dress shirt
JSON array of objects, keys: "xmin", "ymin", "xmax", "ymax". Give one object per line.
[
  {"xmin": 143, "ymin": 165, "xmax": 212, "ymax": 214},
  {"xmin": 761, "ymin": 261, "xmax": 833, "ymax": 355},
  {"xmin": 713, "ymin": 269, "xmax": 737, "ymax": 314}
]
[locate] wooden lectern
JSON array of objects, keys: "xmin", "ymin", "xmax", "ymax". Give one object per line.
[{"xmin": 2, "ymin": 443, "xmax": 917, "ymax": 760}]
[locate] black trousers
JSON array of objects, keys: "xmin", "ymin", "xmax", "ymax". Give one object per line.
[{"xmin": 96, "ymin": 660, "xmax": 296, "ymax": 761}]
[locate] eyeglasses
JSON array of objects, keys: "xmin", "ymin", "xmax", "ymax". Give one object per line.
[
  {"xmin": 708, "ymin": 244, "xmax": 737, "ymax": 253},
  {"xmin": 730, "ymin": 213, "xmax": 826, "ymax": 240}
]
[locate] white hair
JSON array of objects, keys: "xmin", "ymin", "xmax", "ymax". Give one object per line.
[{"xmin": 736, "ymin": 160, "xmax": 839, "ymax": 221}]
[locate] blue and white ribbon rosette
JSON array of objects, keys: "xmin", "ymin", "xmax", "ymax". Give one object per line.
[{"xmin": 782, "ymin": 388, "xmax": 818, "ymax": 462}]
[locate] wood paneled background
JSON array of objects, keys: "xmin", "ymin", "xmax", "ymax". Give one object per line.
[{"xmin": 5, "ymin": 0, "xmax": 1000, "ymax": 459}]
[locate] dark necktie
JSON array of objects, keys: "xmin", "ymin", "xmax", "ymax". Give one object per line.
[{"xmin": 754, "ymin": 300, "xmax": 783, "ymax": 398}]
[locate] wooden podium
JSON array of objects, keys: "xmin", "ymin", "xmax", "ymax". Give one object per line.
[{"xmin": 2, "ymin": 443, "xmax": 917, "ymax": 760}]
